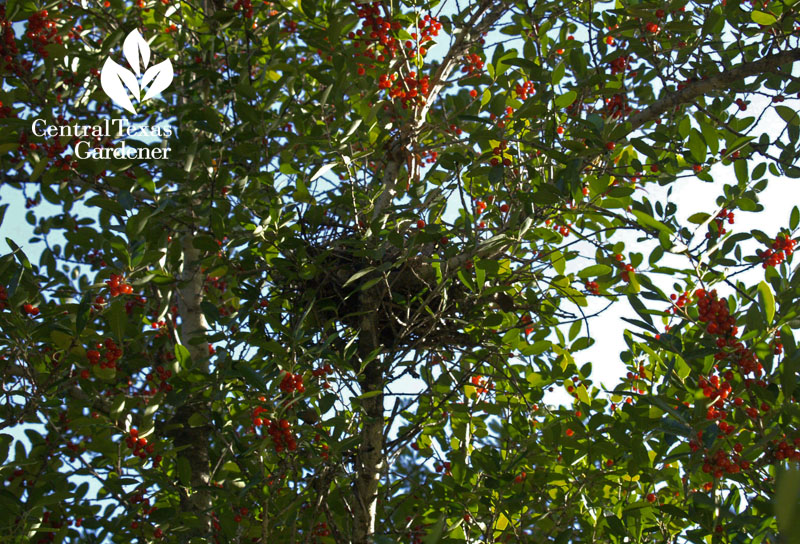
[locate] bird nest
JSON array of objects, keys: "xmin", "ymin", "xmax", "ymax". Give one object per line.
[{"xmin": 290, "ymin": 236, "xmax": 477, "ymax": 351}]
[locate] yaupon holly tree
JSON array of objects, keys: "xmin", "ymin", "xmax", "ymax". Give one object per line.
[{"xmin": 2, "ymin": 0, "xmax": 800, "ymax": 542}]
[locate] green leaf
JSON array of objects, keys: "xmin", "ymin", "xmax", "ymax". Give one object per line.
[
  {"xmin": 174, "ymin": 344, "xmax": 191, "ymax": 368},
  {"xmin": 551, "ymin": 250, "xmax": 565, "ymax": 275},
  {"xmin": 0, "ymin": 433, "xmax": 11, "ymax": 463},
  {"xmin": 6, "ymin": 238, "xmax": 31, "ymax": 269},
  {"xmin": 758, "ymin": 281, "xmax": 775, "ymax": 325},
  {"xmin": 110, "ymin": 395, "xmax": 126, "ymax": 418},
  {"xmin": 631, "ymin": 210, "xmax": 674, "ymax": 235},
  {"xmin": 310, "ymin": 162, "xmax": 336, "ymax": 182},
  {"xmin": 105, "ymin": 300, "xmax": 127, "ymax": 342},
  {"xmin": 188, "ymin": 413, "xmax": 207, "ymax": 427},
  {"xmin": 751, "ymin": 10, "xmax": 777, "ymax": 25},
  {"xmin": 688, "ymin": 212, "xmax": 711, "ymax": 224},
  {"xmin": 688, "ymin": 130, "xmax": 706, "ymax": 163},
  {"xmin": 776, "ymin": 467, "xmax": 800, "ymax": 540},
  {"xmin": 777, "ymin": 105, "xmax": 800, "ymax": 126},
  {"xmin": 555, "ymin": 90, "xmax": 577, "ymax": 108},
  {"xmin": 734, "ymin": 159, "xmax": 749, "ymax": 184},
  {"xmin": 177, "ymin": 456, "xmax": 192, "ymax": 486},
  {"xmin": 343, "ymin": 267, "xmax": 375, "ymax": 288},
  {"xmin": 578, "ymin": 264, "xmax": 612, "ymax": 278},
  {"xmin": 293, "ymin": 178, "xmax": 315, "ymax": 204},
  {"xmin": 422, "ymin": 516, "xmax": 446, "ymax": 544}
]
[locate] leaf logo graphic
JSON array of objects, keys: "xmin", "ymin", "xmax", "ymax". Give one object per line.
[{"xmin": 100, "ymin": 30, "xmax": 173, "ymax": 114}]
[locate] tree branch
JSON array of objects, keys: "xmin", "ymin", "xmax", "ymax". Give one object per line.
[{"xmin": 626, "ymin": 47, "xmax": 800, "ymax": 132}]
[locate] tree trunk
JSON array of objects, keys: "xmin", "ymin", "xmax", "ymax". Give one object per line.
[
  {"xmin": 353, "ymin": 289, "xmax": 386, "ymax": 543},
  {"xmin": 171, "ymin": 232, "xmax": 212, "ymax": 531}
]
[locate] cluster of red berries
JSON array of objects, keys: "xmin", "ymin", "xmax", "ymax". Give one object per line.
[
  {"xmin": 513, "ymin": 471, "xmax": 527, "ymax": 483},
  {"xmin": 0, "ymin": 7, "xmax": 21, "ymax": 73},
  {"xmin": 0, "ymin": 285, "xmax": 7, "ymax": 310},
  {"xmin": 349, "ymin": 3, "xmax": 423, "ymax": 63},
  {"xmin": 406, "ymin": 13, "xmax": 440, "ymax": 56},
  {"xmin": 125, "ymin": 294, "xmax": 147, "ymax": 315},
  {"xmin": 125, "ymin": 428, "xmax": 162, "ymax": 465},
  {"xmin": 386, "ymin": 70, "xmax": 430, "ymax": 108},
  {"xmin": 251, "ymin": 404, "xmax": 268, "ymax": 428},
  {"xmin": 520, "ymin": 314, "xmax": 533, "ymax": 335},
  {"xmin": 312, "ymin": 521, "xmax": 331, "ymax": 538},
  {"xmin": 699, "ymin": 447, "xmax": 747, "ymax": 481},
  {"xmin": 85, "ymin": 338, "xmax": 122, "ymax": 376},
  {"xmin": 758, "ymin": 233, "xmax": 795, "ymax": 268},
  {"xmin": 232, "ymin": 0, "xmax": 253, "ymax": 18},
  {"xmin": 609, "ymin": 55, "xmax": 632, "ymax": 75},
  {"xmin": 706, "ymin": 208, "xmax": 735, "ymax": 239},
  {"xmin": 25, "ymin": 10, "xmax": 61, "ymax": 58},
  {"xmin": 311, "ymin": 363, "xmax": 334, "ymax": 388},
  {"xmin": 603, "ymin": 93, "xmax": 633, "ymax": 119},
  {"xmin": 21, "ymin": 303, "xmax": 40, "ymax": 317},
  {"xmin": 460, "ymin": 52, "xmax": 484, "ymax": 76},
  {"xmin": 470, "ymin": 375, "xmax": 491, "ymax": 394},
  {"xmin": 624, "ymin": 364, "xmax": 649, "ymax": 395},
  {"xmin": 514, "ymin": 79, "xmax": 535, "ymax": 100},
  {"xmin": 231, "ymin": 505, "xmax": 249, "ymax": 523},
  {"xmin": 434, "ymin": 461, "xmax": 452, "ymax": 474},
  {"xmin": 408, "ymin": 520, "xmax": 427, "ymax": 544},
  {"xmin": 489, "ymin": 155, "xmax": 511, "ymax": 167},
  {"xmin": 665, "ymin": 291, "xmax": 689, "ymax": 314},
  {"xmin": 698, "ymin": 374, "xmax": 733, "ymax": 417},
  {"xmin": 771, "ymin": 437, "xmax": 800, "ymax": 462},
  {"xmin": 86, "ymin": 248, "xmax": 106, "ymax": 268},
  {"xmin": 585, "ymin": 280, "xmax": 599, "ymax": 295},
  {"xmin": 644, "ymin": 21, "xmax": 660, "ymax": 34},
  {"xmin": 491, "ymin": 140, "xmax": 508, "ymax": 157},
  {"xmin": 128, "ymin": 489, "xmax": 159, "ymax": 536},
  {"xmin": 106, "ymin": 274, "xmax": 133, "ymax": 296},
  {"xmin": 32, "ymin": 511, "xmax": 76, "ymax": 543},
  {"xmin": 204, "ymin": 275, "xmax": 228, "ymax": 293},
  {"xmin": 613, "ymin": 253, "xmax": 635, "ymax": 282},
  {"xmin": 474, "ymin": 197, "xmax": 491, "ymax": 216},
  {"xmin": 696, "ymin": 289, "xmax": 736, "ymax": 337},
  {"xmin": 545, "ymin": 218, "xmax": 572, "ymax": 237},
  {"xmin": 0, "ymin": 99, "xmax": 15, "ymax": 119},
  {"xmin": 145, "ymin": 365, "xmax": 173, "ymax": 394},
  {"xmin": 267, "ymin": 418, "xmax": 297, "ymax": 453},
  {"xmin": 421, "ymin": 149, "xmax": 438, "ymax": 165},
  {"xmin": 447, "ymin": 123, "xmax": 464, "ymax": 137},
  {"xmin": 279, "ymin": 371, "xmax": 305, "ymax": 393}
]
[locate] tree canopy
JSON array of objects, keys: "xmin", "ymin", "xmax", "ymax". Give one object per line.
[{"xmin": 2, "ymin": 0, "xmax": 800, "ymax": 542}]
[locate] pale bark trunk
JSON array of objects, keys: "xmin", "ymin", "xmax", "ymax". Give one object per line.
[
  {"xmin": 171, "ymin": 231, "xmax": 212, "ymax": 528},
  {"xmin": 353, "ymin": 289, "xmax": 386, "ymax": 543}
]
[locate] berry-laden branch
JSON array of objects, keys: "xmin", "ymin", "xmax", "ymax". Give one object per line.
[
  {"xmin": 440, "ymin": 45, "xmax": 800, "ymax": 275},
  {"xmin": 626, "ymin": 46, "xmax": 800, "ymax": 133},
  {"xmin": 371, "ymin": 1, "xmax": 513, "ymax": 223},
  {"xmin": 413, "ymin": 0, "xmax": 511, "ymax": 133}
]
